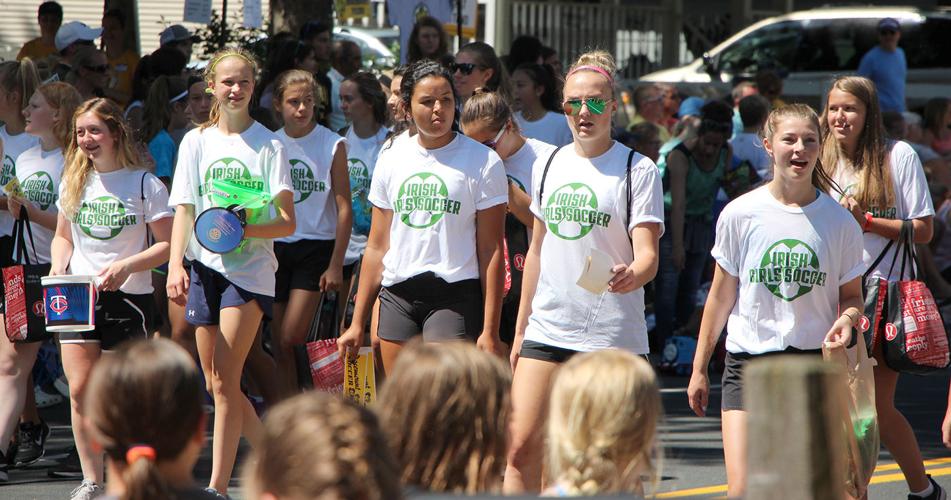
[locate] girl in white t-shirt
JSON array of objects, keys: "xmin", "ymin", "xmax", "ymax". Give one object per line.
[
  {"xmin": 337, "ymin": 60, "xmax": 508, "ymax": 373},
  {"xmin": 687, "ymin": 104, "xmax": 864, "ymax": 498},
  {"xmin": 460, "ymin": 89, "xmax": 556, "ymax": 346},
  {"xmin": 271, "ymin": 69, "xmax": 352, "ymax": 397},
  {"xmin": 166, "ymin": 48, "xmax": 295, "ymax": 497},
  {"xmin": 340, "ymin": 71, "xmax": 389, "ymax": 287},
  {"xmin": 0, "ymin": 80, "xmax": 77, "ymax": 483},
  {"xmin": 511, "ymin": 63, "xmax": 572, "ymax": 147},
  {"xmin": 51, "ymin": 97, "xmax": 174, "ymax": 495},
  {"xmin": 819, "ymin": 76, "xmax": 942, "ymax": 500},
  {"xmin": 504, "ymin": 51, "xmax": 664, "ymax": 494}
]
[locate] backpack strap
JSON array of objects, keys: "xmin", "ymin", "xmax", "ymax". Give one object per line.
[
  {"xmin": 141, "ymin": 172, "xmax": 153, "ymax": 250},
  {"xmin": 625, "ymin": 148, "xmax": 635, "ymax": 244},
  {"xmin": 536, "ymin": 145, "xmax": 564, "ymax": 208}
]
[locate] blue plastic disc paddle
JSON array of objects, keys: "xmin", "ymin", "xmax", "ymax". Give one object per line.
[{"xmin": 194, "ymin": 206, "xmax": 246, "ymax": 254}]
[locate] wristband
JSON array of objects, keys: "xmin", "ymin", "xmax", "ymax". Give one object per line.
[
  {"xmin": 841, "ymin": 310, "xmax": 858, "ymax": 325},
  {"xmin": 862, "ymin": 212, "xmax": 873, "ymax": 232}
]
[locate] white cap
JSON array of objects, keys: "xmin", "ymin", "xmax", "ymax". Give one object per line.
[
  {"xmin": 55, "ymin": 21, "xmax": 102, "ymax": 52},
  {"xmin": 160, "ymin": 25, "xmax": 196, "ymax": 47}
]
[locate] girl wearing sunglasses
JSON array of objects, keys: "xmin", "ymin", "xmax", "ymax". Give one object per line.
[
  {"xmin": 461, "ymin": 89, "xmax": 557, "ymax": 349},
  {"xmin": 337, "ymin": 60, "xmax": 508, "ymax": 373},
  {"xmin": 504, "ymin": 50, "xmax": 664, "ymax": 494},
  {"xmin": 452, "ymin": 42, "xmax": 509, "ymax": 108},
  {"xmin": 66, "ymin": 46, "xmax": 111, "ymax": 101}
]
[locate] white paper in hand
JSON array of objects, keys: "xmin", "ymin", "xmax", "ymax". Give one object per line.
[{"xmin": 576, "ymin": 247, "xmax": 615, "ymax": 294}]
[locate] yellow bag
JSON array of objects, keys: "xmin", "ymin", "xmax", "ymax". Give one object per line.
[
  {"xmin": 823, "ymin": 335, "xmax": 879, "ymax": 499},
  {"xmin": 344, "ymin": 347, "xmax": 376, "ymax": 407}
]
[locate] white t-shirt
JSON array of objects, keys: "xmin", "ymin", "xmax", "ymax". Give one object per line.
[
  {"xmin": 829, "ymin": 141, "xmax": 934, "ymax": 280},
  {"xmin": 712, "ymin": 187, "xmax": 865, "ymax": 354},
  {"xmin": 505, "ymin": 138, "xmax": 557, "ymax": 240},
  {"xmin": 344, "ymin": 125, "xmax": 389, "ymax": 265},
  {"xmin": 0, "ymin": 126, "xmax": 40, "ymax": 238},
  {"xmin": 327, "ymin": 68, "xmax": 347, "ymax": 133},
  {"xmin": 368, "ymin": 133, "xmax": 508, "ymax": 286},
  {"xmin": 14, "ymin": 146, "xmax": 63, "ymax": 264},
  {"xmin": 168, "ymin": 123, "xmax": 294, "ymax": 296},
  {"xmin": 58, "ymin": 168, "xmax": 172, "ymax": 295},
  {"xmin": 275, "ymin": 125, "xmax": 344, "ymax": 243},
  {"xmin": 525, "ymin": 142, "xmax": 664, "ymax": 354},
  {"xmin": 730, "ymin": 132, "xmax": 772, "ymax": 180},
  {"xmin": 515, "ymin": 111, "xmax": 573, "ymax": 147}
]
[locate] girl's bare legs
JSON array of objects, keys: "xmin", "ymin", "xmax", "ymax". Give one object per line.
[
  {"xmin": 503, "ymin": 357, "xmax": 559, "ymax": 494},
  {"xmin": 60, "ymin": 343, "xmax": 103, "ymax": 484}
]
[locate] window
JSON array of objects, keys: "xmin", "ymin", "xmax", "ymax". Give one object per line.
[{"xmin": 716, "ymin": 21, "xmax": 802, "ymax": 76}]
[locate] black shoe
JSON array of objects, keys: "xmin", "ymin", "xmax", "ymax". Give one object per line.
[
  {"xmin": 14, "ymin": 420, "xmax": 49, "ymax": 467},
  {"xmin": 909, "ymin": 475, "xmax": 948, "ymax": 500},
  {"xmin": 47, "ymin": 446, "xmax": 82, "ymax": 479}
]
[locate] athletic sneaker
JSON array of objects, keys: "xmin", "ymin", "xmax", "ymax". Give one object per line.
[
  {"xmin": 203, "ymin": 487, "xmax": 231, "ymax": 499},
  {"xmin": 48, "ymin": 446, "xmax": 82, "ymax": 479},
  {"xmin": 909, "ymin": 475, "xmax": 948, "ymax": 500},
  {"xmin": 69, "ymin": 479, "xmax": 104, "ymax": 500},
  {"xmin": 14, "ymin": 420, "xmax": 50, "ymax": 466}
]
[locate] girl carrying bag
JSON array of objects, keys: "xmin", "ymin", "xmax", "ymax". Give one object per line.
[
  {"xmin": 872, "ymin": 221, "xmax": 950, "ymax": 374},
  {"xmin": 3, "ymin": 206, "xmax": 51, "ymax": 342}
]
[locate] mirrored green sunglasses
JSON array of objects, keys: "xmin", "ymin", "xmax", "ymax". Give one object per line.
[{"xmin": 563, "ymin": 97, "xmax": 613, "ymax": 116}]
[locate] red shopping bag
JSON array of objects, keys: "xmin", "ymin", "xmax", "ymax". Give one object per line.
[{"xmin": 880, "ymin": 221, "xmax": 950, "ymax": 374}]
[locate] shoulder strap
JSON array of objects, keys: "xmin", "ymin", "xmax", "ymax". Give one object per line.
[
  {"xmin": 14, "ymin": 206, "xmax": 38, "ymax": 265},
  {"xmin": 141, "ymin": 172, "xmax": 153, "ymax": 250},
  {"xmin": 537, "ymin": 145, "xmax": 564, "ymax": 208},
  {"xmin": 625, "ymin": 148, "xmax": 635, "ymax": 244}
]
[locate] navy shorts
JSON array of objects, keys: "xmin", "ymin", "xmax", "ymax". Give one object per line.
[
  {"xmin": 519, "ymin": 339, "xmax": 581, "ymax": 364},
  {"xmin": 186, "ymin": 261, "xmax": 273, "ymax": 326},
  {"xmin": 59, "ymin": 291, "xmax": 155, "ymax": 351}
]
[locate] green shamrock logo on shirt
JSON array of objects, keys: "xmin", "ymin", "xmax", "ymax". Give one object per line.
[
  {"xmin": 74, "ymin": 195, "xmax": 137, "ymax": 240},
  {"xmin": 289, "ymin": 159, "xmax": 326, "ymax": 204},
  {"xmin": 394, "ymin": 172, "xmax": 461, "ymax": 229},
  {"xmin": 545, "ymin": 183, "xmax": 611, "ymax": 240},
  {"xmin": 749, "ymin": 239, "xmax": 827, "ymax": 301}
]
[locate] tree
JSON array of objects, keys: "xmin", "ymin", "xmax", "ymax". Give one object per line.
[{"xmin": 270, "ymin": 0, "xmax": 334, "ymax": 36}]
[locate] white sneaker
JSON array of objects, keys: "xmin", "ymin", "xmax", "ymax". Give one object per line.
[{"xmin": 69, "ymin": 479, "xmax": 103, "ymax": 500}]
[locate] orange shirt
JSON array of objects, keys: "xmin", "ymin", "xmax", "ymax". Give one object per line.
[{"xmin": 107, "ymin": 49, "xmax": 139, "ymax": 106}]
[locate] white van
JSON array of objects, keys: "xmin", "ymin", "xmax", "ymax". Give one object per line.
[{"xmin": 640, "ymin": 7, "xmax": 951, "ymax": 109}]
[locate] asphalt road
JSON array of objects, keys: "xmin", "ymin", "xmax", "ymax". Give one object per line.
[{"xmin": 2, "ymin": 368, "xmax": 949, "ymax": 499}]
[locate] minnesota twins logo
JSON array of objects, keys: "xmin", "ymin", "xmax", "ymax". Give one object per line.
[{"xmin": 49, "ymin": 295, "xmax": 68, "ymax": 315}]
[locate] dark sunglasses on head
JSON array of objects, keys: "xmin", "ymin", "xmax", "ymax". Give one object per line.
[
  {"xmin": 84, "ymin": 64, "xmax": 109, "ymax": 74},
  {"xmin": 450, "ymin": 62, "xmax": 480, "ymax": 75},
  {"xmin": 563, "ymin": 97, "xmax": 613, "ymax": 116},
  {"xmin": 482, "ymin": 127, "xmax": 506, "ymax": 150}
]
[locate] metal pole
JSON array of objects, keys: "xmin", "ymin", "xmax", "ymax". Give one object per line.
[
  {"xmin": 221, "ymin": 0, "xmax": 229, "ymax": 50},
  {"xmin": 457, "ymin": 0, "xmax": 463, "ymax": 48}
]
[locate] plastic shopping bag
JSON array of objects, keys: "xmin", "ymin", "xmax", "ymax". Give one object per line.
[
  {"xmin": 344, "ymin": 347, "xmax": 376, "ymax": 407},
  {"xmin": 823, "ymin": 333, "xmax": 879, "ymax": 499}
]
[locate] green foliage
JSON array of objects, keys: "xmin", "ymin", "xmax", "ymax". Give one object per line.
[{"xmin": 193, "ymin": 9, "xmax": 268, "ymax": 61}]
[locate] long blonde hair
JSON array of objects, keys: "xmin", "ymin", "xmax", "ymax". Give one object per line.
[
  {"xmin": 547, "ymin": 350, "xmax": 662, "ymax": 496},
  {"xmin": 819, "ymin": 76, "xmax": 894, "ymax": 209},
  {"xmin": 61, "ymin": 98, "xmax": 145, "ymax": 218},
  {"xmin": 0, "ymin": 58, "xmax": 40, "ymax": 118},
  {"xmin": 201, "ymin": 47, "xmax": 259, "ymax": 130},
  {"xmin": 375, "ymin": 341, "xmax": 511, "ymax": 494},
  {"xmin": 244, "ymin": 392, "xmax": 403, "ymax": 500},
  {"xmin": 765, "ymin": 103, "xmax": 836, "ymax": 194}
]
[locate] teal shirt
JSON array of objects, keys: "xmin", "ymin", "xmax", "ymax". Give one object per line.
[{"xmin": 662, "ymin": 142, "xmax": 727, "ymax": 220}]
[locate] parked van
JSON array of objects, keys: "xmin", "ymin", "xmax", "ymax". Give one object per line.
[{"xmin": 640, "ymin": 7, "xmax": 951, "ymax": 109}]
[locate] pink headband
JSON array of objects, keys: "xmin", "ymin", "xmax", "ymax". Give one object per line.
[{"xmin": 567, "ymin": 65, "xmax": 614, "ymax": 84}]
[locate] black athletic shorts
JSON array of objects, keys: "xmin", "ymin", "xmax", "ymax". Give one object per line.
[
  {"xmin": 377, "ymin": 272, "xmax": 482, "ymax": 342},
  {"xmin": 274, "ymin": 239, "xmax": 334, "ymax": 301},
  {"xmin": 58, "ymin": 291, "xmax": 155, "ymax": 350},
  {"xmin": 721, "ymin": 347, "xmax": 822, "ymax": 411},
  {"xmin": 519, "ymin": 339, "xmax": 581, "ymax": 363}
]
